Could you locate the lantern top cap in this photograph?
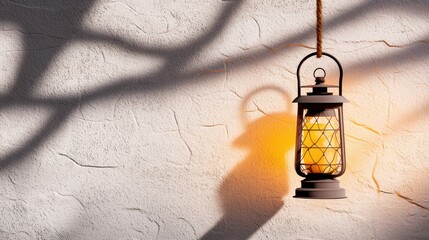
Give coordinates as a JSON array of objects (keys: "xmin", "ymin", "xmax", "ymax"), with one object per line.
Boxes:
[{"xmin": 305, "ymin": 67, "xmax": 335, "ymax": 96}]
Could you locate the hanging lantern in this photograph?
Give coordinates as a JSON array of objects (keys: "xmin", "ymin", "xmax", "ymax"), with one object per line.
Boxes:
[{"xmin": 293, "ymin": 52, "xmax": 347, "ymax": 199}]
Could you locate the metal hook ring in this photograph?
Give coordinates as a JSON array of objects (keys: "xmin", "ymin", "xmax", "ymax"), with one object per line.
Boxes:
[{"xmin": 313, "ymin": 67, "xmax": 326, "ymax": 78}]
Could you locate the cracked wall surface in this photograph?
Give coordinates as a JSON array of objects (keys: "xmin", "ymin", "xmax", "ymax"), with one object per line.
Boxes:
[{"xmin": 0, "ymin": 0, "xmax": 428, "ymax": 239}]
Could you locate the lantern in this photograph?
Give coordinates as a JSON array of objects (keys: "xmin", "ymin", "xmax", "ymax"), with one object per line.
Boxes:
[{"xmin": 293, "ymin": 52, "xmax": 347, "ymax": 199}]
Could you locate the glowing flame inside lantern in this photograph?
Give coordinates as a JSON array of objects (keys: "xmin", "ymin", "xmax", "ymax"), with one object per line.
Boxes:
[{"xmin": 302, "ymin": 109, "xmax": 341, "ymax": 174}]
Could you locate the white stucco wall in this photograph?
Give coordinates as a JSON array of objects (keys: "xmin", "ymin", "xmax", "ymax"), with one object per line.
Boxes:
[{"xmin": 0, "ymin": 0, "xmax": 428, "ymax": 239}]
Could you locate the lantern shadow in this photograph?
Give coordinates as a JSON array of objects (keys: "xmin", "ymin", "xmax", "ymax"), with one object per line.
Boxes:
[{"xmin": 200, "ymin": 88, "xmax": 295, "ymax": 240}]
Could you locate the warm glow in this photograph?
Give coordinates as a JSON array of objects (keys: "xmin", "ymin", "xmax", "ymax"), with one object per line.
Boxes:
[
  {"xmin": 225, "ymin": 112, "xmax": 296, "ymax": 209},
  {"xmin": 302, "ymin": 114, "xmax": 341, "ymax": 174}
]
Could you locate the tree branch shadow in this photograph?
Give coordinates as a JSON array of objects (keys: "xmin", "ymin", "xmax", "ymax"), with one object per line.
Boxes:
[
  {"xmin": 0, "ymin": 0, "xmax": 245, "ymax": 168},
  {"xmin": 0, "ymin": 0, "xmax": 428, "ymax": 237},
  {"xmin": 0, "ymin": 0, "xmax": 429, "ymax": 171}
]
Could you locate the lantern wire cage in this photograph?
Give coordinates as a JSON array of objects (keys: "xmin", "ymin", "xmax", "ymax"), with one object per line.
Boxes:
[{"xmin": 299, "ymin": 109, "xmax": 343, "ymax": 176}]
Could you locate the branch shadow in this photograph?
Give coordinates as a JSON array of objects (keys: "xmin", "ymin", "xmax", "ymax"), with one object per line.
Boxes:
[
  {"xmin": 200, "ymin": 87, "xmax": 295, "ymax": 240},
  {"xmin": 0, "ymin": 0, "xmax": 427, "ymax": 238},
  {"xmin": 0, "ymin": 0, "xmax": 428, "ymax": 171},
  {"xmin": 0, "ymin": 0, "xmax": 97, "ymax": 96},
  {"xmin": 0, "ymin": 0, "xmax": 245, "ymax": 168}
]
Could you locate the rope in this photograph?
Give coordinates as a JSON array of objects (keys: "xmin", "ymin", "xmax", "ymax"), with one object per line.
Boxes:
[{"xmin": 316, "ymin": 0, "xmax": 323, "ymax": 58}]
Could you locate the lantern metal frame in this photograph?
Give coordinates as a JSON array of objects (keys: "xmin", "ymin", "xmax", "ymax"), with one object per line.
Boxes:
[{"xmin": 293, "ymin": 52, "xmax": 347, "ymax": 199}]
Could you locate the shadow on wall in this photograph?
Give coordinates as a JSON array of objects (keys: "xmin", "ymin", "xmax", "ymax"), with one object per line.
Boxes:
[
  {"xmin": 0, "ymin": 0, "xmax": 428, "ymax": 170},
  {"xmin": 0, "ymin": 0, "xmax": 428, "ymax": 238},
  {"xmin": 200, "ymin": 87, "xmax": 296, "ymax": 240},
  {"xmin": 0, "ymin": 0, "xmax": 245, "ymax": 168}
]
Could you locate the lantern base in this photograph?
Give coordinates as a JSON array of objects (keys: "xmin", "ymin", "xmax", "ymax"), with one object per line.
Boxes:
[{"xmin": 294, "ymin": 178, "xmax": 346, "ymax": 199}]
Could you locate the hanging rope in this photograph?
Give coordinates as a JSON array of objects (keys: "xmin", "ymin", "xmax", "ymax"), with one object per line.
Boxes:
[{"xmin": 316, "ymin": 0, "xmax": 323, "ymax": 58}]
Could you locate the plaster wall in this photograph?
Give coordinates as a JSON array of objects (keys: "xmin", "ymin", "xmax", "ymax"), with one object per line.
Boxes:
[{"xmin": 0, "ymin": 0, "xmax": 428, "ymax": 239}]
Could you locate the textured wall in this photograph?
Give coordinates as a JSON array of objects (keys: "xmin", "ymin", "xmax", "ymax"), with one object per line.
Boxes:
[{"xmin": 0, "ymin": 0, "xmax": 428, "ymax": 239}]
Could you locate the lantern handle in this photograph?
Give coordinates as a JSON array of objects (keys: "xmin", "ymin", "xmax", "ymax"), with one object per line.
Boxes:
[{"xmin": 296, "ymin": 52, "xmax": 343, "ymax": 96}]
